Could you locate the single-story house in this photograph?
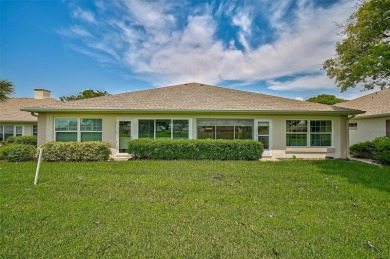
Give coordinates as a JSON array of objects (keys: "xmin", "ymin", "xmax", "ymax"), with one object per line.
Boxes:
[
  {"xmin": 335, "ymin": 88, "xmax": 390, "ymax": 145},
  {"xmin": 22, "ymin": 83, "xmax": 363, "ymax": 159},
  {"xmin": 0, "ymin": 89, "xmax": 60, "ymax": 141}
]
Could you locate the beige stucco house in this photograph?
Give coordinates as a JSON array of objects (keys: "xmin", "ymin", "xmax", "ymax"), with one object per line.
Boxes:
[
  {"xmin": 335, "ymin": 88, "xmax": 390, "ymax": 145},
  {"xmin": 22, "ymin": 83, "xmax": 363, "ymax": 159},
  {"xmin": 0, "ymin": 89, "xmax": 59, "ymax": 141}
]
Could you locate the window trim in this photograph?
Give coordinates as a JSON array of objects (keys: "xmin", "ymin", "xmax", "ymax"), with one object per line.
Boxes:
[
  {"xmin": 54, "ymin": 117, "xmax": 102, "ymax": 142},
  {"xmin": 135, "ymin": 118, "xmax": 192, "ymax": 140},
  {"xmin": 196, "ymin": 119, "xmax": 254, "ymax": 140},
  {"xmin": 349, "ymin": 122, "xmax": 358, "ymax": 130},
  {"xmin": 0, "ymin": 125, "xmax": 24, "ymax": 141},
  {"xmin": 286, "ymin": 119, "xmax": 334, "ymax": 148},
  {"xmin": 32, "ymin": 125, "xmax": 38, "ymax": 136},
  {"xmin": 255, "ymin": 119, "xmax": 272, "ymax": 150}
]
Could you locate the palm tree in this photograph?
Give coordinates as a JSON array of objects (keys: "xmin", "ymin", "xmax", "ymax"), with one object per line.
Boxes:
[{"xmin": 0, "ymin": 79, "xmax": 14, "ymax": 102}]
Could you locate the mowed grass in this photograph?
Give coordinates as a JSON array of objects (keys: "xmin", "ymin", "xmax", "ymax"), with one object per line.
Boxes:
[{"xmin": 1, "ymin": 160, "xmax": 389, "ymax": 258}]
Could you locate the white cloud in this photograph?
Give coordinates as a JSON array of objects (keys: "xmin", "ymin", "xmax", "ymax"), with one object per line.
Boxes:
[
  {"xmin": 294, "ymin": 97, "xmax": 304, "ymax": 101},
  {"xmin": 65, "ymin": 0, "xmax": 357, "ymax": 88},
  {"xmin": 267, "ymin": 74, "xmax": 337, "ymax": 91},
  {"xmin": 72, "ymin": 7, "xmax": 96, "ymax": 24}
]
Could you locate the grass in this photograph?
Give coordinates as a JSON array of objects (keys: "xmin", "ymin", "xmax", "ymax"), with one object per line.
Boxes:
[{"xmin": 1, "ymin": 160, "xmax": 389, "ymax": 258}]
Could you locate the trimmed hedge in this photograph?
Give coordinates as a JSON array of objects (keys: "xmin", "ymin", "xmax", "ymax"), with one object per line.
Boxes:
[
  {"xmin": 7, "ymin": 136, "xmax": 37, "ymax": 146},
  {"xmin": 1, "ymin": 144, "xmax": 36, "ymax": 162},
  {"xmin": 350, "ymin": 137, "xmax": 390, "ymax": 165},
  {"xmin": 40, "ymin": 141, "xmax": 111, "ymax": 162},
  {"xmin": 128, "ymin": 139, "xmax": 263, "ymax": 160}
]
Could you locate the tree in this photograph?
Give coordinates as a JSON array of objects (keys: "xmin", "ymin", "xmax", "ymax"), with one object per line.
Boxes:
[
  {"xmin": 60, "ymin": 89, "xmax": 109, "ymax": 102},
  {"xmin": 0, "ymin": 79, "xmax": 14, "ymax": 102},
  {"xmin": 306, "ymin": 94, "xmax": 346, "ymax": 105},
  {"xmin": 323, "ymin": 0, "xmax": 390, "ymax": 92}
]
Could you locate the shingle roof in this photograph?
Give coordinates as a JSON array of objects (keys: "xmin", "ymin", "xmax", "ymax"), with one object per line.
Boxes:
[
  {"xmin": 335, "ymin": 88, "xmax": 390, "ymax": 118},
  {"xmin": 0, "ymin": 98, "xmax": 60, "ymax": 122},
  {"xmin": 22, "ymin": 82, "xmax": 362, "ymax": 114}
]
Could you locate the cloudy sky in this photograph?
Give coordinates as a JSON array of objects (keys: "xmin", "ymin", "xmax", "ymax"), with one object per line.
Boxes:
[{"xmin": 0, "ymin": 0, "xmax": 376, "ymax": 100}]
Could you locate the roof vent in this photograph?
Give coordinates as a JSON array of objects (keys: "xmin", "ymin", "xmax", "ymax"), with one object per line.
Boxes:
[{"xmin": 34, "ymin": 89, "xmax": 51, "ymax": 99}]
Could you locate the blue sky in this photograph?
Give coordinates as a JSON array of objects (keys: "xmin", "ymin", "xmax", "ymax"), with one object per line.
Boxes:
[{"xmin": 0, "ymin": 0, "xmax": 374, "ymax": 100}]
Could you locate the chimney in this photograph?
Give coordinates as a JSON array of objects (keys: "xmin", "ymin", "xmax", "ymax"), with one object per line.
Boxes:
[{"xmin": 34, "ymin": 89, "xmax": 51, "ymax": 99}]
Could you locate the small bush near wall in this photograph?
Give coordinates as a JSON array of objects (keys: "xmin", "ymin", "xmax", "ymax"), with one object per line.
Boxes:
[
  {"xmin": 40, "ymin": 142, "xmax": 111, "ymax": 162},
  {"xmin": 128, "ymin": 139, "xmax": 263, "ymax": 160},
  {"xmin": 350, "ymin": 141, "xmax": 376, "ymax": 159},
  {"xmin": 372, "ymin": 137, "xmax": 390, "ymax": 165},
  {"xmin": 350, "ymin": 137, "xmax": 390, "ymax": 165},
  {"xmin": 7, "ymin": 136, "xmax": 37, "ymax": 146},
  {"xmin": 1, "ymin": 144, "xmax": 37, "ymax": 162}
]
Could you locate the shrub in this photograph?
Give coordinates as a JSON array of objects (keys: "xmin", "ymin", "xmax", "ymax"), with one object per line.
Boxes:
[
  {"xmin": 372, "ymin": 137, "xmax": 390, "ymax": 165},
  {"xmin": 2, "ymin": 144, "xmax": 36, "ymax": 162},
  {"xmin": 40, "ymin": 141, "xmax": 111, "ymax": 162},
  {"xmin": 7, "ymin": 136, "xmax": 37, "ymax": 146},
  {"xmin": 128, "ymin": 139, "xmax": 263, "ymax": 160},
  {"xmin": 350, "ymin": 141, "xmax": 376, "ymax": 159}
]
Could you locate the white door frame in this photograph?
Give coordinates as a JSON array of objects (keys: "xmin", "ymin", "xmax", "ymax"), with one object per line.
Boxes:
[
  {"xmin": 254, "ymin": 119, "xmax": 272, "ymax": 156},
  {"xmin": 116, "ymin": 118, "xmax": 133, "ymax": 154}
]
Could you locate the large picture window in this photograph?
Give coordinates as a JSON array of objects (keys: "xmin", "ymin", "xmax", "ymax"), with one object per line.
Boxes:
[
  {"xmin": 197, "ymin": 119, "xmax": 253, "ymax": 140},
  {"xmin": 55, "ymin": 118, "xmax": 102, "ymax": 142},
  {"xmin": 138, "ymin": 119, "xmax": 189, "ymax": 139},
  {"xmin": 286, "ymin": 120, "xmax": 332, "ymax": 147},
  {"xmin": 0, "ymin": 125, "xmax": 23, "ymax": 141}
]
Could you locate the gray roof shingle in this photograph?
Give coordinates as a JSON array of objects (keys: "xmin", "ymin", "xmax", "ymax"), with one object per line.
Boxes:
[
  {"xmin": 335, "ymin": 88, "xmax": 390, "ymax": 118},
  {"xmin": 21, "ymin": 82, "xmax": 363, "ymax": 114}
]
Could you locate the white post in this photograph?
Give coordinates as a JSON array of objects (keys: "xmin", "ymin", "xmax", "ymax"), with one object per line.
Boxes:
[{"xmin": 34, "ymin": 148, "xmax": 43, "ymax": 185}]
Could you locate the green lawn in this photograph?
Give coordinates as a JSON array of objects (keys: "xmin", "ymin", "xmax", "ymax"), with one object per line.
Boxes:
[{"xmin": 1, "ymin": 160, "xmax": 389, "ymax": 258}]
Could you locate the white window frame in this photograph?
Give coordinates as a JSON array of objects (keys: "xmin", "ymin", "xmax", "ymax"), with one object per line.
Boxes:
[
  {"xmin": 196, "ymin": 119, "xmax": 255, "ymax": 140},
  {"xmin": 32, "ymin": 125, "xmax": 38, "ymax": 136},
  {"xmin": 116, "ymin": 118, "xmax": 133, "ymax": 154},
  {"xmin": 54, "ymin": 118, "xmax": 102, "ymax": 142},
  {"xmin": 349, "ymin": 122, "xmax": 357, "ymax": 130},
  {"xmin": 286, "ymin": 119, "xmax": 334, "ymax": 147},
  {"xmin": 136, "ymin": 118, "xmax": 192, "ymax": 140},
  {"xmin": 0, "ymin": 125, "xmax": 24, "ymax": 141}
]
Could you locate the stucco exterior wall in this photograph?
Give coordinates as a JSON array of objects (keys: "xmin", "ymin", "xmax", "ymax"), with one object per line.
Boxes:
[
  {"xmin": 37, "ymin": 112, "xmax": 348, "ymax": 159},
  {"xmin": 349, "ymin": 116, "xmax": 390, "ymax": 145}
]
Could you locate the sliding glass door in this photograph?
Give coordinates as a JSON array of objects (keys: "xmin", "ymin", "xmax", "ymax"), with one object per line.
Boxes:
[{"xmin": 117, "ymin": 120, "xmax": 132, "ymax": 153}]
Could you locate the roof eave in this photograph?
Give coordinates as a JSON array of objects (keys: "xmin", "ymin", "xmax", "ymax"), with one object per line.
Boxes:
[
  {"xmin": 352, "ymin": 113, "xmax": 390, "ymax": 119},
  {"xmin": 21, "ymin": 107, "xmax": 364, "ymax": 115}
]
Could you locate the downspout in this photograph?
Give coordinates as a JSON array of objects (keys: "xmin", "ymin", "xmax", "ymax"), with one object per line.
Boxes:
[{"xmin": 346, "ymin": 115, "xmax": 356, "ymax": 159}]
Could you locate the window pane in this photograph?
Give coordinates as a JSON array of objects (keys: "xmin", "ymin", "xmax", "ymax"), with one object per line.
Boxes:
[
  {"xmin": 4, "ymin": 125, "xmax": 14, "ymax": 140},
  {"xmin": 197, "ymin": 126, "xmax": 215, "ymax": 139},
  {"xmin": 258, "ymin": 122, "xmax": 269, "ymax": 135},
  {"xmin": 216, "ymin": 126, "xmax": 234, "ymax": 139},
  {"xmin": 56, "ymin": 132, "xmax": 77, "ymax": 142},
  {"xmin": 138, "ymin": 120, "xmax": 154, "ymax": 139},
  {"xmin": 235, "ymin": 126, "xmax": 253, "ymax": 139},
  {"xmin": 81, "ymin": 132, "xmax": 102, "ymax": 142},
  {"xmin": 173, "ymin": 120, "xmax": 189, "ymax": 139},
  {"xmin": 15, "ymin": 126, "xmax": 22, "ymax": 136},
  {"xmin": 310, "ymin": 120, "xmax": 331, "ymax": 133},
  {"xmin": 55, "ymin": 118, "xmax": 77, "ymax": 131},
  {"xmin": 310, "ymin": 134, "xmax": 331, "ymax": 146},
  {"xmin": 0, "ymin": 125, "xmax": 3, "ymax": 141},
  {"xmin": 258, "ymin": 136, "xmax": 269, "ymax": 149},
  {"xmin": 81, "ymin": 119, "xmax": 102, "ymax": 131},
  {"xmin": 156, "ymin": 120, "xmax": 171, "ymax": 139},
  {"xmin": 286, "ymin": 134, "xmax": 307, "ymax": 146},
  {"xmin": 235, "ymin": 120, "xmax": 253, "ymax": 126},
  {"xmin": 216, "ymin": 120, "xmax": 234, "ymax": 126},
  {"xmin": 33, "ymin": 125, "xmax": 38, "ymax": 136},
  {"xmin": 286, "ymin": 120, "xmax": 307, "ymax": 132}
]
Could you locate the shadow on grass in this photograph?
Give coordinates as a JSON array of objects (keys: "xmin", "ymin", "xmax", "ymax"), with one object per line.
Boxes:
[{"xmin": 314, "ymin": 160, "xmax": 390, "ymax": 193}]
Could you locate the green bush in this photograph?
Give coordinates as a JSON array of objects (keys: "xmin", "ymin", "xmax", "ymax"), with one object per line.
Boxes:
[
  {"xmin": 350, "ymin": 141, "xmax": 376, "ymax": 159},
  {"xmin": 40, "ymin": 141, "xmax": 111, "ymax": 162},
  {"xmin": 128, "ymin": 139, "xmax": 263, "ymax": 160},
  {"xmin": 7, "ymin": 136, "xmax": 37, "ymax": 146},
  {"xmin": 2, "ymin": 144, "xmax": 36, "ymax": 162},
  {"xmin": 372, "ymin": 137, "xmax": 390, "ymax": 165}
]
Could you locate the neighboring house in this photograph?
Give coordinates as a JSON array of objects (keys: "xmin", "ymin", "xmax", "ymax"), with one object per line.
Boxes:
[
  {"xmin": 0, "ymin": 89, "xmax": 60, "ymax": 141},
  {"xmin": 335, "ymin": 88, "xmax": 390, "ymax": 145},
  {"xmin": 22, "ymin": 83, "xmax": 363, "ymax": 159}
]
